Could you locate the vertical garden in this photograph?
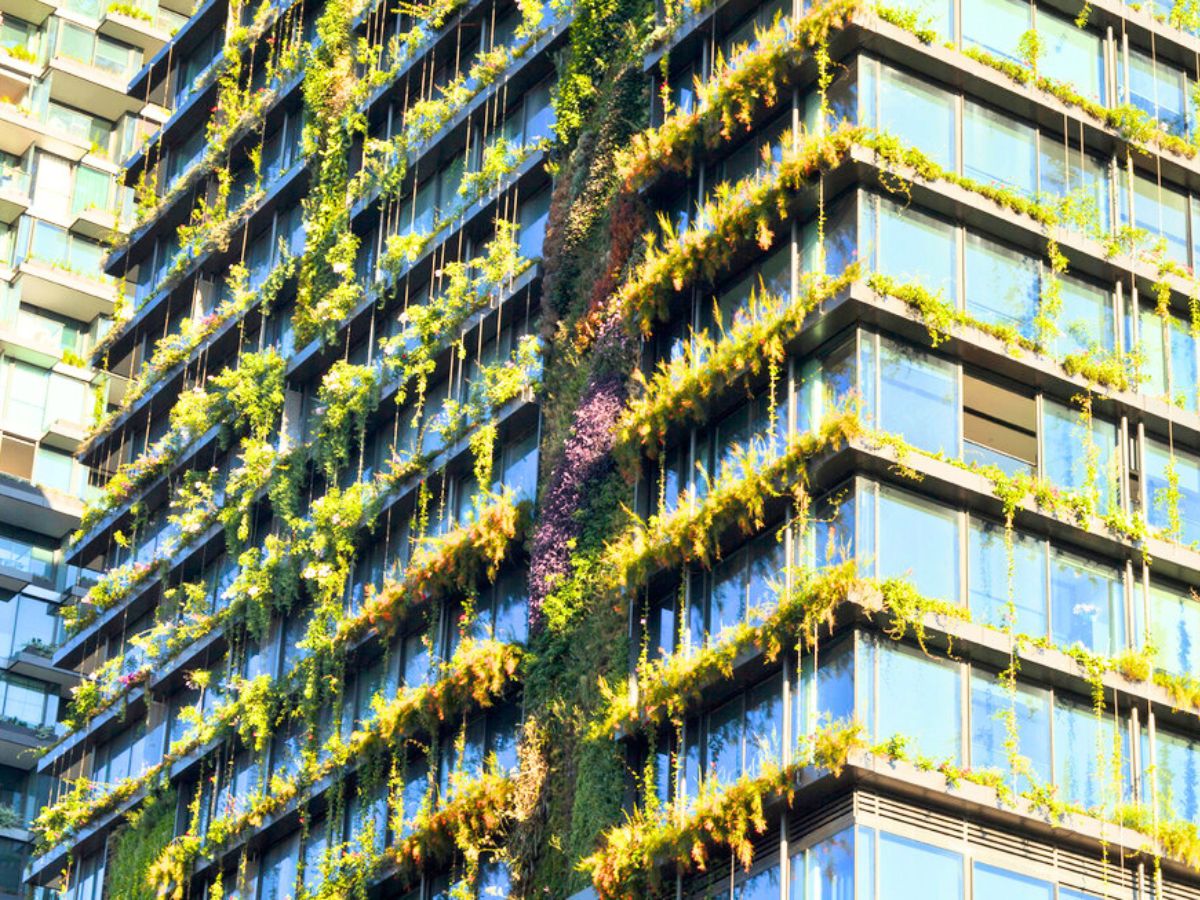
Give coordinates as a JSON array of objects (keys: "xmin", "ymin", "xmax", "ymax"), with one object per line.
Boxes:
[{"xmin": 30, "ymin": 0, "xmax": 1200, "ymax": 894}]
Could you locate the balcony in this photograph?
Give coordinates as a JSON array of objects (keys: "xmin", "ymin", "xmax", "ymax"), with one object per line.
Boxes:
[
  {"xmin": 0, "ymin": 168, "xmax": 30, "ymax": 224},
  {"xmin": 13, "ymin": 259, "xmax": 116, "ymax": 322},
  {"xmin": 98, "ymin": 2, "xmax": 183, "ymax": 55},
  {"xmin": 0, "ymin": 105, "xmax": 38, "ymax": 158},
  {"xmin": 43, "ymin": 59, "xmax": 140, "ymax": 122},
  {"xmin": 69, "ymin": 205, "xmax": 118, "ymax": 241}
]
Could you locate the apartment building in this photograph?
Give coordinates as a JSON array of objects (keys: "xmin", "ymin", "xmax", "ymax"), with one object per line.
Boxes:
[
  {"xmin": 27, "ymin": 0, "xmax": 1200, "ymax": 893},
  {"xmin": 0, "ymin": 0, "xmax": 158, "ymax": 891}
]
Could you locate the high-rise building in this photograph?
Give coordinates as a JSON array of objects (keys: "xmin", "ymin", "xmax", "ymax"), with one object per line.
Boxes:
[
  {"xmin": 0, "ymin": 0, "xmax": 158, "ymax": 893},
  {"xmin": 26, "ymin": 0, "xmax": 1200, "ymax": 895}
]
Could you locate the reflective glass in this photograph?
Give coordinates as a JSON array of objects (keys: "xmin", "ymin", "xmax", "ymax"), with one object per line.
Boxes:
[
  {"xmin": 969, "ymin": 672, "xmax": 1051, "ymax": 790},
  {"xmin": 1153, "ymin": 727, "xmax": 1200, "ymax": 823},
  {"xmin": 877, "ymin": 641, "xmax": 962, "ymax": 761},
  {"xmin": 878, "ymin": 485, "xmax": 959, "ymax": 602},
  {"xmin": 1041, "ymin": 400, "xmax": 1117, "ymax": 510},
  {"xmin": 964, "ymin": 231, "xmax": 1039, "ymax": 339},
  {"xmin": 962, "ymin": 0, "xmax": 1030, "ymax": 62},
  {"xmin": 972, "ymin": 863, "xmax": 1053, "ymax": 900},
  {"xmin": 877, "ymin": 831, "xmax": 963, "ymax": 900},
  {"xmin": 876, "ymin": 198, "xmax": 957, "ymax": 301},
  {"xmin": 790, "ymin": 824, "xmax": 854, "ymax": 900},
  {"xmin": 968, "ymin": 517, "xmax": 1047, "ymax": 638},
  {"xmin": 878, "ymin": 338, "xmax": 958, "ymax": 456},
  {"xmin": 1147, "ymin": 582, "xmax": 1200, "ymax": 678},
  {"xmin": 1049, "ymin": 548, "xmax": 1123, "ymax": 654},
  {"xmin": 1055, "ymin": 274, "xmax": 1114, "ymax": 358},
  {"xmin": 963, "ymin": 102, "xmax": 1036, "ymax": 196},
  {"xmin": 1144, "ymin": 439, "xmax": 1200, "ymax": 546},
  {"xmin": 1039, "ymin": 12, "xmax": 1104, "ymax": 101}
]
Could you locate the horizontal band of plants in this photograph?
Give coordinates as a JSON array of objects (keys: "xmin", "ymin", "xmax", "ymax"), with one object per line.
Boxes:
[
  {"xmin": 145, "ymin": 637, "xmax": 523, "ymax": 894},
  {"xmin": 36, "ymin": 492, "xmax": 527, "ymax": 850},
  {"xmin": 75, "ymin": 221, "xmax": 527, "ymax": 551},
  {"xmin": 62, "ymin": 246, "xmax": 534, "ymax": 752},
  {"xmin": 104, "ymin": 0, "xmax": 476, "ymax": 351},
  {"xmin": 606, "ymin": 392, "xmax": 1200, "ymax": 698},
  {"xmin": 625, "ymin": 0, "xmax": 1200, "ymax": 195},
  {"xmin": 614, "ymin": 557, "xmax": 1199, "ymax": 733},
  {"xmin": 85, "ymin": 253, "xmax": 297, "ymax": 455},
  {"xmin": 581, "ymin": 717, "xmax": 1200, "ymax": 898},
  {"xmin": 621, "ymin": 123, "xmax": 1181, "ymax": 397}
]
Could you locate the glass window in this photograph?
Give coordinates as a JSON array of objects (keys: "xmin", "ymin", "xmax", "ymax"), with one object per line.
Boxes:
[
  {"xmin": 875, "ymin": 198, "xmax": 957, "ymax": 308},
  {"xmin": 972, "ymin": 863, "xmax": 1053, "ymax": 900},
  {"xmin": 1144, "ymin": 439, "xmax": 1200, "ymax": 545},
  {"xmin": 877, "ymin": 485, "xmax": 959, "ymax": 602},
  {"xmin": 1147, "ymin": 581, "xmax": 1200, "ymax": 678},
  {"xmin": 964, "ymin": 231, "xmax": 1039, "ymax": 339},
  {"xmin": 877, "ymin": 831, "xmax": 963, "ymax": 900},
  {"xmin": 1039, "ymin": 140, "xmax": 1110, "ymax": 232},
  {"xmin": 968, "ymin": 517, "xmax": 1047, "ymax": 637},
  {"xmin": 4, "ymin": 362, "xmax": 47, "ymax": 433},
  {"xmin": 1153, "ymin": 726, "xmax": 1200, "ymax": 823},
  {"xmin": 1055, "ymin": 274, "xmax": 1114, "ymax": 358},
  {"xmin": 1041, "ymin": 399, "xmax": 1117, "ymax": 509},
  {"xmin": 875, "ymin": 640, "xmax": 962, "ymax": 761},
  {"xmin": 1123, "ymin": 170, "xmax": 1190, "ymax": 267},
  {"xmin": 1123, "ymin": 48, "xmax": 1189, "ymax": 137},
  {"xmin": 878, "ymin": 337, "xmax": 959, "ymax": 456},
  {"xmin": 72, "ymin": 165, "xmax": 109, "ymax": 215},
  {"xmin": 790, "ymin": 824, "xmax": 855, "ymax": 900},
  {"xmin": 969, "ymin": 672, "xmax": 1051, "ymax": 790},
  {"xmin": 962, "ymin": 0, "xmax": 1030, "ymax": 62},
  {"xmin": 1053, "ymin": 698, "xmax": 1130, "ymax": 810},
  {"xmin": 963, "ymin": 102, "xmax": 1036, "ymax": 196},
  {"xmin": 864, "ymin": 61, "xmax": 956, "ymax": 169},
  {"xmin": 1039, "ymin": 13, "xmax": 1104, "ymax": 102},
  {"xmin": 1049, "ymin": 548, "xmax": 1123, "ymax": 654}
]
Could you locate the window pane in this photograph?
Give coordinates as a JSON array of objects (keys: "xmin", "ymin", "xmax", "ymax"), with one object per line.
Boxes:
[
  {"xmin": 877, "ymin": 641, "xmax": 962, "ymax": 761},
  {"xmin": 878, "ymin": 338, "xmax": 958, "ymax": 456},
  {"xmin": 1053, "ymin": 699, "xmax": 1128, "ymax": 810},
  {"xmin": 972, "ymin": 863, "xmax": 1053, "ymax": 900},
  {"xmin": 878, "ymin": 831, "xmax": 963, "ymax": 900},
  {"xmin": 876, "ymin": 197, "xmax": 957, "ymax": 302},
  {"xmin": 1049, "ymin": 548, "xmax": 1123, "ymax": 654},
  {"xmin": 1148, "ymin": 582, "xmax": 1200, "ymax": 677},
  {"xmin": 968, "ymin": 517, "xmax": 1047, "ymax": 638},
  {"xmin": 1153, "ymin": 727, "xmax": 1200, "ymax": 823},
  {"xmin": 964, "ymin": 232, "xmax": 1039, "ymax": 339},
  {"xmin": 878, "ymin": 485, "xmax": 959, "ymax": 602},
  {"xmin": 800, "ymin": 824, "xmax": 855, "ymax": 900},
  {"xmin": 1056, "ymin": 274, "xmax": 1114, "ymax": 358},
  {"xmin": 963, "ymin": 102, "xmax": 1036, "ymax": 196},
  {"xmin": 1041, "ymin": 400, "xmax": 1117, "ymax": 509},
  {"xmin": 1039, "ymin": 13, "xmax": 1104, "ymax": 102},
  {"xmin": 875, "ymin": 63, "xmax": 956, "ymax": 169},
  {"xmin": 962, "ymin": 0, "xmax": 1030, "ymax": 62},
  {"xmin": 969, "ymin": 672, "xmax": 1051, "ymax": 790}
]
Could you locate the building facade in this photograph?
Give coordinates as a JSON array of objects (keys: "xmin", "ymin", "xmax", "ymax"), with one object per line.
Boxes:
[
  {"xmin": 26, "ymin": 0, "xmax": 1200, "ymax": 895},
  {"xmin": 0, "ymin": 0, "xmax": 157, "ymax": 891}
]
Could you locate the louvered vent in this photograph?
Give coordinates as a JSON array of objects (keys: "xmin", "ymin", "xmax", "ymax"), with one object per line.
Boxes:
[
  {"xmin": 873, "ymin": 792, "xmax": 965, "ymax": 842},
  {"xmin": 788, "ymin": 793, "xmax": 853, "ymax": 842}
]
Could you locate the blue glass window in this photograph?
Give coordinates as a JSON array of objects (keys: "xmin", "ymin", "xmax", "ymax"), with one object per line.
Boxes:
[
  {"xmin": 969, "ymin": 672, "xmax": 1051, "ymax": 791},
  {"xmin": 963, "ymin": 102, "xmax": 1037, "ymax": 196},
  {"xmin": 1041, "ymin": 399, "xmax": 1118, "ymax": 510},
  {"xmin": 961, "ymin": 0, "xmax": 1030, "ymax": 62},
  {"xmin": 878, "ymin": 337, "xmax": 959, "ymax": 457},
  {"xmin": 1039, "ymin": 12, "xmax": 1104, "ymax": 102},
  {"xmin": 1145, "ymin": 439, "xmax": 1200, "ymax": 546},
  {"xmin": 972, "ymin": 863, "xmax": 1053, "ymax": 900},
  {"xmin": 1055, "ymin": 274, "xmax": 1115, "ymax": 359},
  {"xmin": 1147, "ymin": 581, "xmax": 1200, "ymax": 678},
  {"xmin": 1152, "ymin": 726, "xmax": 1200, "ymax": 823},
  {"xmin": 877, "ymin": 832, "xmax": 963, "ymax": 900},
  {"xmin": 968, "ymin": 517, "xmax": 1047, "ymax": 638},
  {"xmin": 964, "ymin": 231, "xmax": 1039, "ymax": 339},
  {"xmin": 1049, "ymin": 547, "xmax": 1124, "ymax": 655},
  {"xmin": 875, "ymin": 198, "xmax": 957, "ymax": 302},
  {"xmin": 874, "ymin": 639, "xmax": 962, "ymax": 762},
  {"xmin": 877, "ymin": 484, "xmax": 960, "ymax": 603},
  {"xmin": 789, "ymin": 824, "xmax": 856, "ymax": 900}
]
